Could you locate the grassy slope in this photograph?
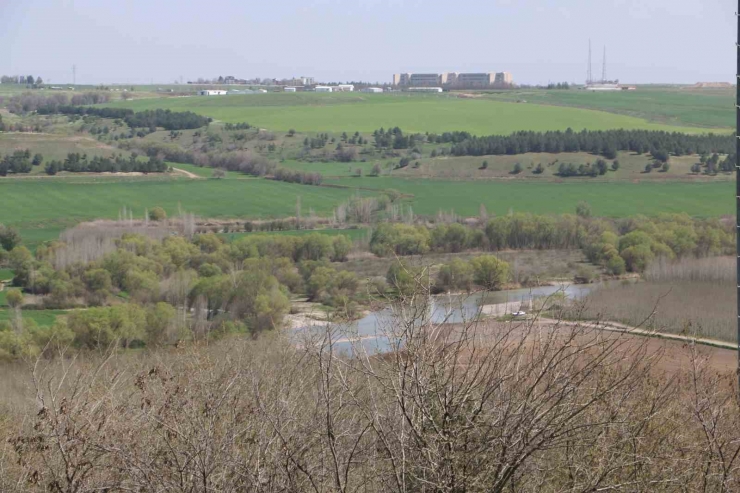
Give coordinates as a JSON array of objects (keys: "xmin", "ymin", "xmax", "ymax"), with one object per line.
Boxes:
[
  {"xmin": 326, "ymin": 177, "xmax": 733, "ymax": 217},
  {"xmin": 0, "ymin": 177, "xmax": 367, "ymax": 229},
  {"xmin": 390, "ymin": 152, "xmax": 729, "ymax": 181},
  {"xmin": 279, "ymin": 159, "xmax": 379, "ymax": 177},
  {"xmin": 0, "ymin": 133, "xmax": 125, "ymax": 173},
  {"xmin": 484, "ymin": 88, "xmax": 734, "ymax": 129},
  {"xmin": 105, "ymin": 93, "xmax": 706, "ymax": 134}
]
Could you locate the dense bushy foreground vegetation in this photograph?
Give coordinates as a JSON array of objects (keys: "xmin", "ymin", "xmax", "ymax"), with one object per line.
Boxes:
[
  {"xmin": 0, "ymin": 232, "xmax": 361, "ymax": 358},
  {"xmin": 370, "ymin": 212, "xmax": 734, "ymax": 277},
  {"xmin": 3, "ymin": 286, "xmax": 740, "ymax": 491}
]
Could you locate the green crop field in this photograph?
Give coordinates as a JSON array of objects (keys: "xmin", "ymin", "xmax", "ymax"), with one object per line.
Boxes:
[
  {"xmin": 485, "ymin": 88, "xmax": 734, "ymax": 129},
  {"xmin": 105, "ymin": 92, "xmax": 706, "ymax": 134},
  {"xmin": 326, "ymin": 177, "xmax": 733, "ymax": 218},
  {"xmin": 0, "ymin": 176, "xmax": 369, "ymax": 239}
]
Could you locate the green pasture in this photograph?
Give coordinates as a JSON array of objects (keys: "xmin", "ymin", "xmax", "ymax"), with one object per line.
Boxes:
[
  {"xmin": 0, "ymin": 270, "xmax": 13, "ymax": 282},
  {"xmin": 169, "ymin": 162, "xmax": 231, "ymax": 178},
  {"xmin": 105, "ymin": 93, "xmax": 705, "ymax": 134},
  {"xmin": 0, "ymin": 176, "xmax": 368, "ymax": 235},
  {"xmin": 279, "ymin": 159, "xmax": 381, "ymax": 177},
  {"xmin": 0, "ymin": 309, "xmax": 67, "ymax": 327},
  {"xmin": 325, "ymin": 177, "xmax": 733, "ymax": 218},
  {"xmin": 484, "ymin": 88, "xmax": 734, "ymax": 129}
]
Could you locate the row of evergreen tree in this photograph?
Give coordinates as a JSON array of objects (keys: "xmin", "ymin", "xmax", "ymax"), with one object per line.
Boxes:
[
  {"xmin": 447, "ymin": 129, "xmax": 734, "ymax": 158},
  {"xmin": 0, "ymin": 149, "xmax": 43, "ymax": 175},
  {"xmin": 44, "ymin": 153, "xmax": 167, "ymax": 175}
]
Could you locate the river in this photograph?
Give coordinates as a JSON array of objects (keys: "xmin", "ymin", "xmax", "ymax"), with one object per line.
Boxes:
[{"xmin": 291, "ymin": 282, "xmax": 615, "ymax": 354}]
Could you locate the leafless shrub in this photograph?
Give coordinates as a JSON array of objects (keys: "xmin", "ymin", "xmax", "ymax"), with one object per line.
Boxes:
[
  {"xmin": 3, "ymin": 272, "xmax": 740, "ymax": 491},
  {"xmin": 334, "ymin": 193, "xmax": 389, "ymax": 224},
  {"xmin": 55, "ymin": 220, "xmax": 171, "ymax": 268}
]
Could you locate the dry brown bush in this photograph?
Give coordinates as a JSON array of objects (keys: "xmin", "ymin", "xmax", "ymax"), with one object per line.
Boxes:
[{"xmin": 1, "ymin": 276, "xmax": 740, "ymax": 491}]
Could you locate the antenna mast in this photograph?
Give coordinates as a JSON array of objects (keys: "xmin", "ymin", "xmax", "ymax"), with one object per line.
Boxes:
[
  {"xmin": 72, "ymin": 64, "xmax": 76, "ymax": 85},
  {"xmin": 587, "ymin": 39, "xmax": 593, "ymax": 85},
  {"xmin": 602, "ymin": 46, "xmax": 607, "ymax": 83}
]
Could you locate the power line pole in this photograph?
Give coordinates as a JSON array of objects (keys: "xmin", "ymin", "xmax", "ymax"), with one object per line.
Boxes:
[
  {"xmin": 587, "ymin": 39, "xmax": 593, "ymax": 85},
  {"xmin": 72, "ymin": 64, "xmax": 76, "ymax": 85}
]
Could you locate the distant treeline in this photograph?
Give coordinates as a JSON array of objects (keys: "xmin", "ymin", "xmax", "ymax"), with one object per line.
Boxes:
[
  {"xmin": 448, "ymin": 129, "xmax": 734, "ymax": 158},
  {"xmin": 6, "ymin": 92, "xmax": 112, "ymax": 114},
  {"xmin": 44, "ymin": 153, "xmax": 167, "ymax": 175},
  {"xmin": 372, "ymin": 127, "xmax": 733, "ymax": 160},
  {"xmin": 37, "ymin": 105, "xmax": 211, "ymax": 130}
]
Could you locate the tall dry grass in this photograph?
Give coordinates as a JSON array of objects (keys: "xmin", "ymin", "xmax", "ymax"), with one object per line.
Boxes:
[
  {"xmin": 645, "ymin": 256, "xmax": 734, "ymax": 284},
  {"xmin": 580, "ymin": 257, "xmax": 736, "ymax": 343}
]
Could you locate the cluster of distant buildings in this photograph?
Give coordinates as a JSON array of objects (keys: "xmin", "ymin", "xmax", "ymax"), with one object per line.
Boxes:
[
  {"xmin": 392, "ymin": 71, "xmax": 514, "ymax": 89},
  {"xmin": 191, "ymin": 71, "xmax": 516, "ymax": 96}
]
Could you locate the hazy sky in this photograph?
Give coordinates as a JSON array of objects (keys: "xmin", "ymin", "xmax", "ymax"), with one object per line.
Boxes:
[{"xmin": 0, "ymin": 0, "xmax": 735, "ymax": 85}]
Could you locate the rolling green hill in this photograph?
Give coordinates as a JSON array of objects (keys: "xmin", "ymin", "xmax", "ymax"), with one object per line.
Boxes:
[{"xmin": 104, "ymin": 92, "xmax": 707, "ymax": 134}]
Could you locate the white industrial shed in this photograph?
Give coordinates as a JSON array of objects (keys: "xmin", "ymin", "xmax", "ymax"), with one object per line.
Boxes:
[
  {"xmin": 198, "ymin": 90, "xmax": 227, "ymax": 96},
  {"xmin": 315, "ymin": 86, "xmax": 333, "ymax": 93}
]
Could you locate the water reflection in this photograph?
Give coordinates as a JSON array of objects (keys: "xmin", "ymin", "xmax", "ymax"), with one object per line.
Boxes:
[{"xmin": 293, "ymin": 282, "xmax": 602, "ymax": 355}]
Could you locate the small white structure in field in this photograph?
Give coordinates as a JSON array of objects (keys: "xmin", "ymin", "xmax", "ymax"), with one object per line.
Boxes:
[
  {"xmin": 407, "ymin": 87, "xmax": 443, "ymax": 93},
  {"xmin": 315, "ymin": 86, "xmax": 333, "ymax": 93},
  {"xmin": 336, "ymin": 84, "xmax": 354, "ymax": 92},
  {"xmin": 284, "ymin": 87, "xmax": 298, "ymax": 92},
  {"xmin": 198, "ymin": 90, "xmax": 227, "ymax": 96},
  {"xmin": 512, "ymin": 311, "xmax": 527, "ymax": 318},
  {"xmin": 361, "ymin": 87, "xmax": 383, "ymax": 93}
]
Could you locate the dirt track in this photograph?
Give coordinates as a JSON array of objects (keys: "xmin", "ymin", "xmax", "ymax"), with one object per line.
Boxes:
[
  {"xmin": 530, "ymin": 318, "xmax": 737, "ymax": 374},
  {"xmin": 171, "ymin": 167, "xmax": 202, "ymax": 179}
]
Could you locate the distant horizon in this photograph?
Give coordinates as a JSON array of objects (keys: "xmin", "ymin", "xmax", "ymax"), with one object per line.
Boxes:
[{"xmin": 1, "ymin": 0, "xmax": 734, "ymax": 86}]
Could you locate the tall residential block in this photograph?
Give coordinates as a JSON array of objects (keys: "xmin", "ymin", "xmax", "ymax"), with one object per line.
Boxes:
[
  {"xmin": 394, "ymin": 71, "xmax": 513, "ymax": 88},
  {"xmin": 495, "ymin": 72, "xmax": 513, "ymax": 85}
]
